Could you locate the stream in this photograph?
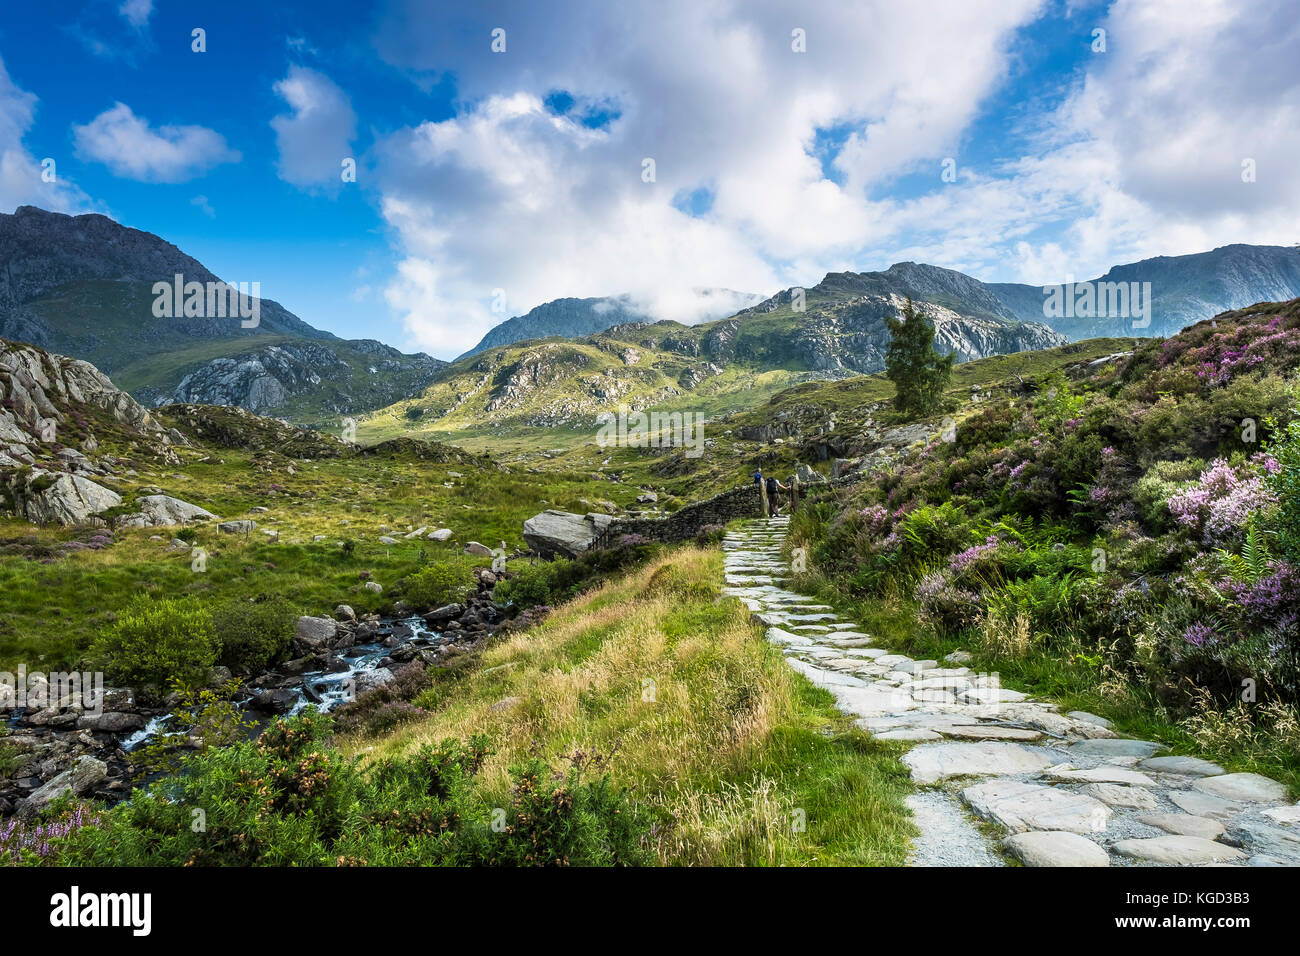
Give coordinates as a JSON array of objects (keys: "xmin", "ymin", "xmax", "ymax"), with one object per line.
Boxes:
[{"xmin": 120, "ymin": 614, "xmax": 442, "ymax": 752}]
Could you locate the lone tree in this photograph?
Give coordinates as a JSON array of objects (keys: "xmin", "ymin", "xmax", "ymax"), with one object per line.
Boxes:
[{"xmin": 884, "ymin": 298, "xmax": 954, "ymax": 415}]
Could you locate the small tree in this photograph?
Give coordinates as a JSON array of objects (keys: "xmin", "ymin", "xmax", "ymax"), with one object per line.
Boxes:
[{"xmin": 884, "ymin": 298, "xmax": 954, "ymax": 416}]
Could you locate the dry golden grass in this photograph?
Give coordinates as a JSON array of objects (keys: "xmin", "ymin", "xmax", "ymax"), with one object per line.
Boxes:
[{"xmin": 344, "ymin": 545, "xmax": 916, "ymax": 865}]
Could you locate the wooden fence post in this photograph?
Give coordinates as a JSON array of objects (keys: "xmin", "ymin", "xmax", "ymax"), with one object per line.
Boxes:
[{"xmin": 759, "ymin": 479, "xmax": 769, "ymax": 517}]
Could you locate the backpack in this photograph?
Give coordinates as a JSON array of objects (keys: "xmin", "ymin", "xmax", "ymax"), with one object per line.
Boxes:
[{"xmin": 765, "ymin": 477, "xmax": 779, "ymax": 497}]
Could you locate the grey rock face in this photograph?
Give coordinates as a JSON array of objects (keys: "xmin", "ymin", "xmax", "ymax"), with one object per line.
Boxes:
[
  {"xmin": 8, "ymin": 471, "xmax": 122, "ymax": 525},
  {"xmin": 522, "ymin": 509, "xmax": 614, "ymax": 557},
  {"xmin": 115, "ymin": 494, "xmax": 217, "ymax": 528},
  {"xmin": 17, "ymin": 756, "xmax": 108, "ymax": 819}
]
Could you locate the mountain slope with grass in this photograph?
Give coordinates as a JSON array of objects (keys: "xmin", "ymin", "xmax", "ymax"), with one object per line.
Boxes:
[
  {"xmin": 0, "ymin": 206, "xmax": 444, "ymax": 422},
  {"xmin": 358, "ymin": 267, "xmax": 1067, "ymax": 449}
]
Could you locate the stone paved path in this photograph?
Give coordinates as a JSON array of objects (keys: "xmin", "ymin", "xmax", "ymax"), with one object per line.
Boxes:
[{"xmin": 724, "ymin": 517, "xmax": 1300, "ymax": 867}]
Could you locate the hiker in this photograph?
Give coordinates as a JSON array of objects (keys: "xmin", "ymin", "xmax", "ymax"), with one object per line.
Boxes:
[
  {"xmin": 752, "ymin": 467, "xmax": 764, "ymax": 486},
  {"xmin": 765, "ymin": 474, "xmax": 788, "ymax": 515}
]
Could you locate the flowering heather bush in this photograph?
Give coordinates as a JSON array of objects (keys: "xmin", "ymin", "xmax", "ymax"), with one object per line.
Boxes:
[
  {"xmin": 1225, "ymin": 562, "xmax": 1300, "ymax": 635},
  {"xmin": 1182, "ymin": 622, "xmax": 1217, "ymax": 649},
  {"xmin": 1166, "ymin": 455, "xmax": 1278, "ymax": 545},
  {"xmin": 855, "ymin": 504, "xmax": 891, "ymax": 538},
  {"xmin": 915, "ymin": 570, "xmax": 981, "ymax": 634},
  {"xmin": 0, "ymin": 802, "xmax": 101, "ymax": 864}
]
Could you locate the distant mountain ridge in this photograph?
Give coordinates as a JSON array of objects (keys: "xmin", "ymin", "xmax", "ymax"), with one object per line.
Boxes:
[
  {"xmin": 458, "ymin": 288, "xmax": 766, "ymax": 359},
  {"xmin": 0, "ymin": 206, "xmax": 444, "ymax": 422},
  {"xmin": 360, "ymin": 263, "xmax": 1067, "ymax": 440},
  {"xmin": 988, "ymin": 244, "xmax": 1300, "ymax": 339}
]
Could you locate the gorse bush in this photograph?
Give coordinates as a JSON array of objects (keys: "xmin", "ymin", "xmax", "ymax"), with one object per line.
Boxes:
[
  {"xmin": 41, "ymin": 712, "xmax": 649, "ymax": 867},
  {"xmin": 92, "ymin": 597, "xmax": 219, "ymax": 697},
  {"xmin": 213, "ymin": 595, "xmax": 298, "ymax": 673}
]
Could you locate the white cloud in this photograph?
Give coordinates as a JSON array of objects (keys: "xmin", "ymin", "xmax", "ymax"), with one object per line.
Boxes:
[
  {"xmin": 0, "ymin": 56, "xmax": 91, "ymax": 213},
  {"xmin": 369, "ymin": 0, "xmax": 1300, "ymax": 357},
  {"xmin": 372, "ymin": 0, "xmax": 1044, "ymax": 356},
  {"xmin": 271, "ymin": 66, "xmax": 356, "ymax": 191},
  {"xmin": 191, "ymin": 194, "xmax": 215, "ymax": 218},
  {"xmin": 72, "ymin": 102, "xmax": 240, "ymax": 182},
  {"xmin": 118, "ymin": 0, "xmax": 153, "ymax": 29}
]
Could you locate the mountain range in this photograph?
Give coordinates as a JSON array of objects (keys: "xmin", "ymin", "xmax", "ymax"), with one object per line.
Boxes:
[
  {"xmin": 3, "ymin": 204, "xmax": 1299, "ymax": 433},
  {"xmin": 0, "ymin": 206, "xmax": 445, "ymax": 423}
]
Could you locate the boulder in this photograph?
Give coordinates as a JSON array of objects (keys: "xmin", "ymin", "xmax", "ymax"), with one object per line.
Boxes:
[
  {"xmin": 353, "ymin": 668, "xmax": 395, "ymax": 695},
  {"xmin": 795, "ymin": 463, "xmax": 826, "ymax": 484},
  {"xmin": 428, "ymin": 528, "xmax": 453, "ymax": 541},
  {"xmin": 1191, "ymin": 772, "xmax": 1288, "ymax": 803},
  {"xmin": 464, "ymin": 541, "xmax": 494, "ymax": 556},
  {"xmin": 114, "ymin": 494, "xmax": 217, "ymax": 528},
  {"xmin": 423, "ymin": 603, "xmax": 464, "ymax": 622},
  {"xmin": 334, "ymin": 604, "xmax": 357, "ymax": 622},
  {"xmin": 17, "ymin": 756, "xmax": 108, "ymax": 818},
  {"xmin": 218, "ymin": 519, "xmax": 257, "ymax": 534},
  {"xmin": 293, "ymin": 616, "xmax": 338, "ymax": 654},
  {"xmin": 522, "ymin": 510, "xmax": 614, "ymax": 557},
  {"xmin": 251, "ymin": 688, "xmax": 299, "ymax": 714},
  {"xmin": 9, "ymin": 471, "xmax": 122, "ymax": 525}
]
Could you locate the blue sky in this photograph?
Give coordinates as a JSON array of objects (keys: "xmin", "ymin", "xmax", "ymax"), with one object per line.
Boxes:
[{"xmin": 1, "ymin": 1, "xmax": 1297, "ymax": 358}]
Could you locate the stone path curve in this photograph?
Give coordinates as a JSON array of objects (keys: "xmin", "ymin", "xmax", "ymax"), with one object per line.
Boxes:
[{"xmin": 723, "ymin": 517, "xmax": 1300, "ymax": 867}]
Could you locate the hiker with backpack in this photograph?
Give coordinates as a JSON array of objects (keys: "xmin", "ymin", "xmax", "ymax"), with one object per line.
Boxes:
[{"xmin": 765, "ymin": 474, "xmax": 788, "ymax": 515}]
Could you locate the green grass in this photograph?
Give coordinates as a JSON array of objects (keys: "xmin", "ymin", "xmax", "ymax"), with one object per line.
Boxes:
[
  {"xmin": 352, "ymin": 546, "xmax": 917, "ymax": 865},
  {"xmin": 0, "ymin": 443, "xmax": 646, "ymax": 670}
]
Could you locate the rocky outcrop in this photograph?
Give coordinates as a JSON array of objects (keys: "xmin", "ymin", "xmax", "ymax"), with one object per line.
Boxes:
[
  {"xmin": 1, "ymin": 339, "xmax": 186, "ymax": 525},
  {"xmin": 522, "ymin": 509, "xmax": 614, "ymax": 557},
  {"xmin": 137, "ymin": 339, "xmax": 444, "ymax": 417},
  {"xmin": 5, "ymin": 471, "xmax": 122, "ymax": 525},
  {"xmin": 114, "ymin": 494, "xmax": 217, "ymax": 528}
]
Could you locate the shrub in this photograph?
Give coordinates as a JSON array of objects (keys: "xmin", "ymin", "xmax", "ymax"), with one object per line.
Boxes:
[
  {"xmin": 213, "ymin": 596, "xmax": 298, "ymax": 673},
  {"xmin": 1265, "ymin": 382, "xmax": 1300, "ymax": 560},
  {"xmin": 1166, "ymin": 455, "xmax": 1278, "ymax": 546},
  {"xmin": 494, "ymin": 560, "xmax": 562, "ymax": 608},
  {"xmin": 334, "ymin": 661, "xmax": 432, "ymax": 736},
  {"xmin": 47, "ymin": 714, "xmax": 649, "ymax": 867},
  {"xmin": 403, "ymin": 562, "xmax": 473, "ymax": 609},
  {"xmin": 91, "ymin": 597, "xmax": 219, "ymax": 696}
]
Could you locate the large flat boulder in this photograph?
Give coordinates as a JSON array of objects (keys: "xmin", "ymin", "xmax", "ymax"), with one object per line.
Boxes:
[
  {"xmin": 16, "ymin": 756, "xmax": 108, "ymax": 818},
  {"xmin": 522, "ymin": 509, "xmax": 614, "ymax": 557},
  {"xmin": 1003, "ymin": 830, "xmax": 1110, "ymax": 867},
  {"xmin": 10, "ymin": 471, "xmax": 121, "ymax": 525},
  {"xmin": 1113, "ymin": 836, "xmax": 1246, "ymax": 865},
  {"xmin": 1191, "ymin": 772, "xmax": 1288, "ymax": 803},
  {"xmin": 115, "ymin": 494, "xmax": 218, "ymax": 528}
]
